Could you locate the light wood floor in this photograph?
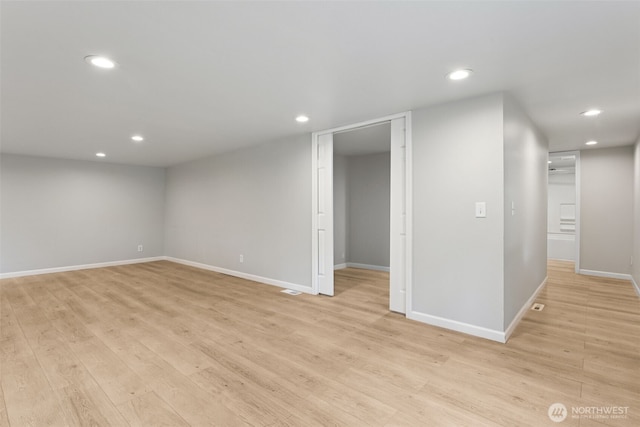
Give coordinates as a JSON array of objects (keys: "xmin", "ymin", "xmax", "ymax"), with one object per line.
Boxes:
[{"xmin": 1, "ymin": 260, "xmax": 638, "ymax": 426}]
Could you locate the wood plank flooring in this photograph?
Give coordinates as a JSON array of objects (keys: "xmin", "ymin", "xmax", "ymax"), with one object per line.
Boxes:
[{"xmin": 0, "ymin": 260, "xmax": 638, "ymax": 426}]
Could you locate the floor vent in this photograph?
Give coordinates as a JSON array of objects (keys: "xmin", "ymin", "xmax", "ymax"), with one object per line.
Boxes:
[
  {"xmin": 281, "ymin": 289, "xmax": 302, "ymax": 296},
  {"xmin": 531, "ymin": 303, "xmax": 545, "ymax": 311}
]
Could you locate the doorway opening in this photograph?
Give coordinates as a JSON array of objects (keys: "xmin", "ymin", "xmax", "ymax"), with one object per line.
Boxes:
[
  {"xmin": 333, "ymin": 123, "xmax": 391, "ymax": 301},
  {"xmin": 311, "ymin": 112, "xmax": 412, "ymax": 314},
  {"xmin": 547, "ymin": 151, "xmax": 581, "ymax": 272}
]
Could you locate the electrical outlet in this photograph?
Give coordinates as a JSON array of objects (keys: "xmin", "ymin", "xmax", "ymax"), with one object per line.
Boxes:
[
  {"xmin": 239, "ymin": 254, "xmax": 244, "ymax": 263},
  {"xmin": 137, "ymin": 245, "xmax": 143, "ymax": 252}
]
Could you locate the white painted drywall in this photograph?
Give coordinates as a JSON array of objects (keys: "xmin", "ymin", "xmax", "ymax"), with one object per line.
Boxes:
[
  {"xmin": 580, "ymin": 146, "xmax": 634, "ymax": 275},
  {"xmin": 633, "ymin": 137, "xmax": 640, "ymax": 287},
  {"xmin": 548, "ymin": 234, "xmax": 575, "ymax": 261},
  {"xmin": 548, "ymin": 173, "xmax": 576, "ymax": 234},
  {"xmin": 333, "ymin": 154, "xmax": 349, "ymax": 265},
  {"xmin": 0, "ymin": 154, "xmax": 165, "ymax": 273},
  {"xmin": 503, "ymin": 94, "xmax": 548, "ymax": 329},
  {"xmin": 348, "ymin": 152, "xmax": 390, "ymax": 267},
  {"xmin": 412, "ymin": 93, "xmax": 505, "ymax": 331},
  {"xmin": 164, "ymin": 135, "xmax": 312, "ymax": 288},
  {"xmin": 547, "ymin": 173, "xmax": 576, "ymax": 261}
]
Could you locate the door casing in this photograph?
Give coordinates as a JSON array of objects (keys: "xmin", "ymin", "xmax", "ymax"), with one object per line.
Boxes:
[{"xmin": 311, "ymin": 111, "xmax": 412, "ymax": 314}]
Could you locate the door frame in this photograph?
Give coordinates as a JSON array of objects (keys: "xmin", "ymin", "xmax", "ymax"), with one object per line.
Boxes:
[
  {"xmin": 311, "ymin": 111, "xmax": 412, "ymax": 314},
  {"xmin": 548, "ymin": 150, "xmax": 581, "ymax": 272}
]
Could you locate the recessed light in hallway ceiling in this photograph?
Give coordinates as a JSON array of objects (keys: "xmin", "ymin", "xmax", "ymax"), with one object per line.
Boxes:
[
  {"xmin": 84, "ymin": 55, "xmax": 116, "ymax": 69},
  {"xmin": 585, "ymin": 140, "xmax": 598, "ymax": 146},
  {"xmin": 447, "ymin": 69, "xmax": 473, "ymax": 81},
  {"xmin": 131, "ymin": 135, "xmax": 144, "ymax": 142},
  {"xmin": 580, "ymin": 109, "xmax": 602, "ymax": 117},
  {"xmin": 96, "ymin": 152, "xmax": 106, "ymax": 157},
  {"xmin": 295, "ymin": 115, "xmax": 309, "ymax": 123}
]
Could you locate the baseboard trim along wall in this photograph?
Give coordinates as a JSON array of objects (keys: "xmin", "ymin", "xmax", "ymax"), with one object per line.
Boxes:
[
  {"xmin": 0, "ymin": 256, "xmax": 165, "ymax": 279},
  {"xmin": 504, "ymin": 276, "xmax": 548, "ymax": 342},
  {"xmin": 407, "ymin": 276, "xmax": 548, "ymax": 344},
  {"xmin": 632, "ymin": 276, "xmax": 640, "ymax": 297},
  {"xmin": 579, "ymin": 269, "xmax": 632, "ymax": 281},
  {"xmin": 407, "ymin": 310, "xmax": 506, "ymax": 343},
  {"xmin": 335, "ymin": 262, "xmax": 390, "ymax": 272},
  {"xmin": 165, "ymin": 256, "xmax": 313, "ymax": 295}
]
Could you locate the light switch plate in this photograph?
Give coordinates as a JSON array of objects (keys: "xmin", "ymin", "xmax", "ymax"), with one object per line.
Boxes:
[{"xmin": 475, "ymin": 202, "xmax": 486, "ymax": 218}]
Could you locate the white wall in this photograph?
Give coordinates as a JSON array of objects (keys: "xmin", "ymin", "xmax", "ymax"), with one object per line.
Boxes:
[
  {"xmin": 412, "ymin": 93, "xmax": 505, "ymax": 331},
  {"xmin": 548, "ymin": 173, "xmax": 576, "ymax": 234},
  {"xmin": 333, "ymin": 155, "xmax": 348, "ymax": 265},
  {"xmin": 334, "ymin": 152, "xmax": 390, "ymax": 269},
  {"xmin": 0, "ymin": 154, "xmax": 165, "ymax": 274},
  {"xmin": 633, "ymin": 137, "xmax": 640, "ymax": 290},
  {"xmin": 164, "ymin": 135, "xmax": 312, "ymax": 288},
  {"xmin": 547, "ymin": 173, "xmax": 576, "ymax": 261},
  {"xmin": 503, "ymin": 94, "xmax": 548, "ymax": 329},
  {"xmin": 580, "ymin": 146, "xmax": 634, "ymax": 276},
  {"xmin": 348, "ymin": 152, "xmax": 390, "ymax": 268}
]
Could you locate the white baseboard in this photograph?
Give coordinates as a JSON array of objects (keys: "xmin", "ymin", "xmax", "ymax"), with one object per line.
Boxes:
[
  {"xmin": 165, "ymin": 256, "xmax": 314, "ymax": 295},
  {"xmin": 632, "ymin": 276, "xmax": 640, "ymax": 297},
  {"xmin": 578, "ymin": 269, "xmax": 632, "ymax": 281},
  {"xmin": 334, "ymin": 263, "xmax": 348, "ymax": 270},
  {"xmin": 407, "ymin": 310, "xmax": 505, "ymax": 343},
  {"xmin": 344, "ymin": 262, "xmax": 390, "ymax": 272},
  {"xmin": 504, "ymin": 276, "xmax": 548, "ymax": 342},
  {"xmin": 0, "ymin": 256, "xmax": 165, "ymax": 279}
]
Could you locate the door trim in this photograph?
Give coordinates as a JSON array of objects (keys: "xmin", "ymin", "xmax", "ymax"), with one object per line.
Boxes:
[
  {"xmin": 548, "ymin": 150, "xmax": 581, "ymax": 272},
  {"xmin": 311, "ymin": 111, "xmax": 412, "ymax": 314},
  {"xmin": 574, "ymin": 151, "xmax": 581, "ymax": 273}
]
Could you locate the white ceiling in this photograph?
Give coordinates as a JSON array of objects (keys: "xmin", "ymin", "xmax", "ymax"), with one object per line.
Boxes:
[{"xmin": 2, "ymin": 1, "xmax": 639, "ymax": 167}]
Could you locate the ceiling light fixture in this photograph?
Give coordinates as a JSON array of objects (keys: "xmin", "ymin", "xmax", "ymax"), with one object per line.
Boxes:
[
  {"xmin": 84, "ymin": 55, "xmax": 116, "ymax": 69},
  {"xmin": 548, "ymin": 161, "xmax": 552, "ymax": 164},
  {"xmin": 96, "ymin": 152, "xmax": 106, "ymax": 157},
  {"xmin": 295, "ymin": 115, "xmax": 309, "ymax": 123},
  {"xmin": 447, "ymin": 69, "xmax": 473, "ymax": 80},
  {"xmin": 580, "ymin": 109, "xmax": 602, "ymax": 117},
  {"xmin": 585, "ymin": 140, "xmax": 598, "ymax": 146},
  {"xmin": 131, "ymin": 135, "xmax": 144, "ymax": 142}
]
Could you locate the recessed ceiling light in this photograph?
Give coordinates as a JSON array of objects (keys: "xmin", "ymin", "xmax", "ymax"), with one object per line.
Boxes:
[
  {"xmin": 580, "ymin": 109, "xmax": 602, "ymax": 117},
  {"xmin": 84, "ymin": 55, "xmax": 116, "ymax": 69},
  {"xmin": 585, "ymin": 140, "xmax": 598, "ymax": 146},
  {"xmin": 548, "ymin": 161, "xmax": 552, "ymax": 164},
  {"xmin": 131, "ymin": 135, "xmax": 144, "ymax": 142},
  {"xmin": 447, "ymin": 69, "xmax": 473, "ymax": 80},
  {"xmin": 295, "ymin": 115, "xmax": 309, "ymax": 123},
  {"xmin": 96, "ymin": 152, "xmax": 106, "ymax": 157}
]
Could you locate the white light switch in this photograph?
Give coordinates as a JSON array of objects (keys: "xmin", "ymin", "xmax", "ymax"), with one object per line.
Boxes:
[{"xmin": 475, "ymin": 202, "xmax": 486, "ymax": 218}]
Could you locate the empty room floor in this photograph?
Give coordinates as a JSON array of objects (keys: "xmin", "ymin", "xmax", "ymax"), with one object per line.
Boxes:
[{"xmin": 1, "ymin": 260, "xmax": 638, "ymax": 426}]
